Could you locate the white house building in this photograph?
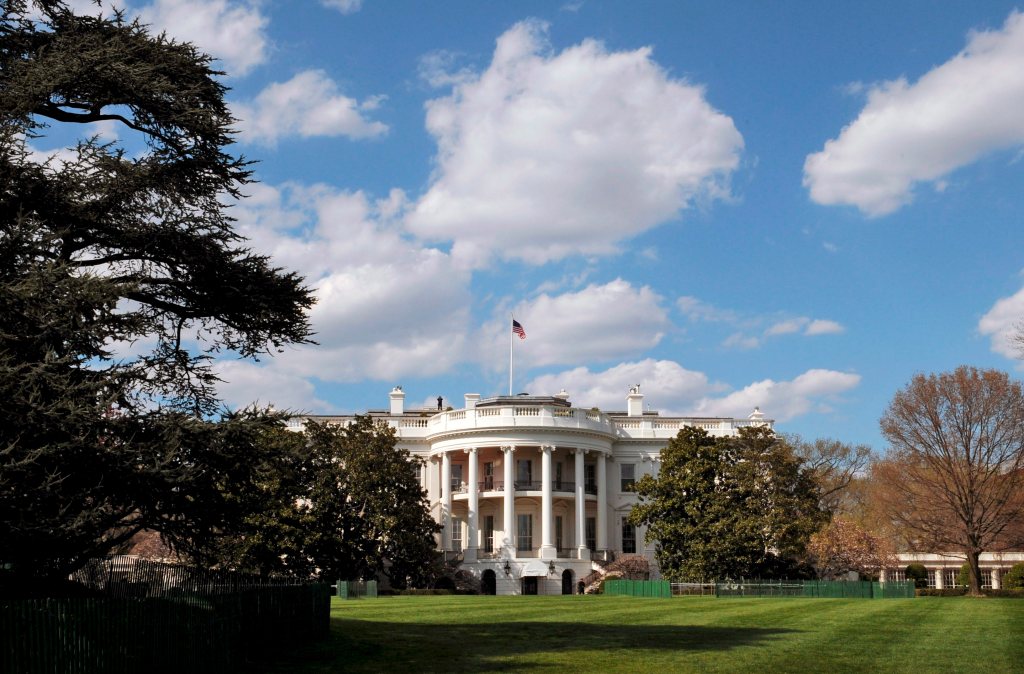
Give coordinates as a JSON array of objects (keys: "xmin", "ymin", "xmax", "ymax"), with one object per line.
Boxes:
[{"xmin": 292, "ymin": 386, "xmax": 771, "ymax": 595}]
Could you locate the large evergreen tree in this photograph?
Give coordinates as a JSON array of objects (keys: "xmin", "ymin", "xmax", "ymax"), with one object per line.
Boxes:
[
  {"xmin": 629, "ymin": 426, "xmax": 826, "ymax": 582},
  {"xmin": 0, "ymin": 0, "xmax": 314, "ymax": 589},
  {"xmin": 203, "ymin": 418, "xmax": 441, "ymax": 589}
]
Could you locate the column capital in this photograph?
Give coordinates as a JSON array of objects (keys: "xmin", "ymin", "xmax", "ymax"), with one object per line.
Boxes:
[
  {"xmin": 572, "ymin": 448, "xmax": 588, "ymax": 456},
  {"xmin": 464, "ymin": 446, "xmax": 478, "ymax": 455},
  {"xmin": 539, "ymin": 444, "xmax": 555, "ymax": 454},
  {"xmin": 500, "ymin": 444, "xmax": 516, "ymax": 454}
]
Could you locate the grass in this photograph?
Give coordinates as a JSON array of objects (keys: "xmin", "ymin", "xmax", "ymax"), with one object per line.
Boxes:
[{"xmin": 262, "ymin": 595, "xmax": 1024, "ymax": 673}]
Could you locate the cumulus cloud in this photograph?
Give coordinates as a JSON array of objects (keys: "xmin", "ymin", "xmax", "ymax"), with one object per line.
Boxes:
[
  {"xmin": 484, "ymin": 279, "xmax": 670, "ymax": 369},
  {"xmin": 978, "ymin": 285, "xmax": 1024, "ymax": 358},
  {"xmin": 214, "ymin": 360, "xmax": 333, "ymax": 413},
  {"xmin": 526, "ymin": 359, "xmax": 720, "ymax": 409},
  {"xmin": 233, "ymin": 70, "xmax": 388, "ymax": 145},
  {"xmin": 766, "ymin": 317, "xmax": 845, "ymax": 337},
  {"xmin": 693, "ymin": 369, "xmax": 861, "ymax": 421},
  {"xmin": 407, "ymin": 19, "xmax": 743, "ymax": 266},
  {"xmin": 805, "ymin": 10, "xmax": 1024, "ymax": 216},
  {"xmin": 526, "ymin": 361, "xmax": 860, "ymax": 422},
  {"xmin": 136, "ymin": 0, "xmax": 269, "ymax": 77},
  {"xmin": 226, "ymin": 183, "xmax": 471, "ymax": 385}
]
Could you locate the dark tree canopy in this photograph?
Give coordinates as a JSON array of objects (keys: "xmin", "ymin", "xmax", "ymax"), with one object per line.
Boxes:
[
  {"xmin": 200, "ymin": 418, "xmax": 441, "ymax": 589},
  {"xmin": 629, "ymin": 426, "xmax": 826, "ymax": 582},
  {"xmin": 0, "ymin": 1, "xmax": 314, "ymax": 589},
  {"xmin": 878, "ymin": 366, "xmax": 1024, "ymax": 595}
]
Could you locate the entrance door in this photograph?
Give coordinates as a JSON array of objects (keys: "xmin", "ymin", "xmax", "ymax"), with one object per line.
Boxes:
[
  {"xmin": 481, "ymin": 569, "xmax": 497, "ymax": 595},
  {"xmin": 561, "ymin": 569, "xmax": 574, "ymax": 595},
  {"xmin": 522, "ymin": 576, "xmax": 538, "ymax": 595}
]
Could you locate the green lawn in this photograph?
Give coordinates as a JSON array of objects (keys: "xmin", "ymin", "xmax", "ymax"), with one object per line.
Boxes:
[{"xmin": 264, "ymin": 595, "xmax": 1024, "ymax": 673}]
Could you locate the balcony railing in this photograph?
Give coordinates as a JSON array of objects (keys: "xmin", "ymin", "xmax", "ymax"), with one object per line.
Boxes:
[{"xmin": 452, "ymin": 480, "xmax": 599, "ymax": 495}]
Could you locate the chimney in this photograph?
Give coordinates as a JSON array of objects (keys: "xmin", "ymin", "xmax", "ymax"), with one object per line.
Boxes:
[
  {"xmin": 627, "ymin": 384, "xmax": 643, "ymax": 417},
  {"xmin": 389, "ymin": 386, "xmax": 405, "ymax": 415},
  {"xmin": 465, "ymin": 393, "xmax": 480, "ymax": 409}
]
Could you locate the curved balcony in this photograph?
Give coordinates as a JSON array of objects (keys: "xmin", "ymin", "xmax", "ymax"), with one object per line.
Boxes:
[{"xmin": 424, "ymin": 405, "xmax": 617, "ymax": 439}]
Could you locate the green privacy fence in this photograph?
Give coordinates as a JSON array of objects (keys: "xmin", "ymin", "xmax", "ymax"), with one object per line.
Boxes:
[
  {"xmin": 604, "ymin": 579, "xmax": 672, "ymax": 597},
  {"xmin": 714, "ymin": 580, "xmax": 915, "ymax": 598},
  {"xmin": 336, "ymin": 580, "xmax": 378, "ymax": 599},
  {"xmin": 0, "ymin": 557, "xmax": 331, "ymax": 674}
]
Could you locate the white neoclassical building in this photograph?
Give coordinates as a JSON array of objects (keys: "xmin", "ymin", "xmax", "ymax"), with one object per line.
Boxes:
[{"xmin": 294, "ymin": 386, "xmax": 770, "ymax": 595}]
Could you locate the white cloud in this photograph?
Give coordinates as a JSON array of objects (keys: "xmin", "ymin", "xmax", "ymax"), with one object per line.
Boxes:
[
  {"xmin": 229, "ymin": 183, "xmax": 472, "ymax": 383},
  {"xmin": 321, "ymin": 0, "xmax": 363, "ymax": 14},
  {"xmin": 804, "ymin": 319, "xmax": 845, "ymax": 336},
  {"xmin": 214, "ymin": 360, "xmax": 333, "ymax": 413},
  {"xmin": 418, "ymin": 50, "xmax": 477, "ymax": 89},
  {"xmin": 765, "ymin": 318, "xmax": 806, "ymax": 336},
  {"xmin": 525, "ymin": 359, "xmax": 720, "ymax": 410},
  {"xmin": 805, "ymin": 10, "xmax": 1024, "ymax": 216},
  {"xmin": 526, "ymin": 361, "xmax": 860, "ymax": 422},
  {"xmin": 978, "ymin": 286, "xmax": 1024, "ymax": 358},
  {"xmin": 136, "ymin": 0, "xmax": 269, "ymax": 77},
  {"xmin": 486, "ymin": 279, "xmax": 669, "ymax": 369},
  {"xmin": 722, "ymin": 332, "xmax": 760, "ymax": 350},
  {"xmin": 677, "ymin": 296, "xmax": 739, "ymax": 323},
  {"xmin": 693, "ymin": 369, "xmax": 862, "ymax": 422},
  {"xmin": 407, "ymin": 19, "xmax": 743, "ymax": 266},
  {"xmin": 233, "ymin": 70, "xmax": 388, "ymax": 145}
]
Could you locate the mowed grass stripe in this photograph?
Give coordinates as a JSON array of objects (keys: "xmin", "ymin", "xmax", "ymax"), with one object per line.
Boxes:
[{"xmin": 266, "ymin": 595, "xmax": 1024, "ymax": 673}]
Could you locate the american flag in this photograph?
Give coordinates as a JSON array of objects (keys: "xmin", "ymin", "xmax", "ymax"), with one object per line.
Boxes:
[{"xmin": 512, "ymin": 319, "xmax": 526, "ymax": 340}]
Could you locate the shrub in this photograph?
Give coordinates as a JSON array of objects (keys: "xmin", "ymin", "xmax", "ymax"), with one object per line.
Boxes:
[
  {"xmin": 1002, "ymin": 563, "xmax": 1024, "ymax": 590},
  {"xmin": 957, "ymin": 563, "xmax": 971, "ymax": 588},
  {"xmin": 916, "ymin": 588, "xmax": 967, "ymax": 597},
  {"xmin": 905, "ymin": 564, "xmax": 929, "ymax": 589}
]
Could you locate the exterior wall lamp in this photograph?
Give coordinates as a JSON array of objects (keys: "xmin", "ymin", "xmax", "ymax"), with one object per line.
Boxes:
[
  {"xmin": 548, "ymin": 561, "xmax": 556, "ymax": 576},
  {"xmin": 503, "ymin": 561, "xmax": 511, "ymax": 576}
]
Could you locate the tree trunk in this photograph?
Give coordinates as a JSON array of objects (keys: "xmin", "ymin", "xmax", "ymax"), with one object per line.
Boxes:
[{"xmin": 967, "ymin": 549, "xmax": 983, "ymax": 596}]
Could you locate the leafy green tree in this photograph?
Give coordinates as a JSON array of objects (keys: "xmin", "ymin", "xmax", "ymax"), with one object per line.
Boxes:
[
  {"xmin": 905, "ymin": 563, "xmax": 928, "ymax": 589},
  {"xmin": 0, "ymin": 1, "xmax": 313, "ymax": 590},
  {"xmin": 204, "ymin": 418, "xmax": 440, "ymax": 589},
  {"xmin": 629, "ymin": 426, "xmax": 826, "ymax": 582}
]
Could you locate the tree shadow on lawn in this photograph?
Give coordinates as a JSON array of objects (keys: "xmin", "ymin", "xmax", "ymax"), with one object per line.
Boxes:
[{"xmin": 262, "ymin": 617, "xmax": 797, "ymax": 672}]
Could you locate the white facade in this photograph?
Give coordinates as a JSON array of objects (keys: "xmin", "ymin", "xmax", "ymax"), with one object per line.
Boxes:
[
  {"xmin": 294, "ymin": 387, "xmax": 771, "ymax": 595},
  {"xmin": 885, "ymin": 552, "xmax": 1024, "ymax": 590}
]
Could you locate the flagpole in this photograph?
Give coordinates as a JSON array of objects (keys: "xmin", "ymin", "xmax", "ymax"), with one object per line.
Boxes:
[{"xmin": 509, "ymin": 313, "xmax": 514, "ymax": 396}]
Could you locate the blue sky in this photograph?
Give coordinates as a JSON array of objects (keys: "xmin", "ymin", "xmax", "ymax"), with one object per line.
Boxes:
[{"xmin": 50, "ymin": 0, "xmax": 1024, "ymax": 451}]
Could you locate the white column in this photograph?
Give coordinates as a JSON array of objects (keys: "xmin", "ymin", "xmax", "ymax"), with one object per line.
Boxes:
[
  {"xmin": 879, "ymin": 568, "xmax": 887, "ymax": 584},
  {"xmin": 465, "ymin": 447, "xmax": 479, "ymax": 562},
  {"xmin": 596, "ymin": 453, "xmax": 608, "ymax": 555},
  {"xmin": 502, "ymin": 445, "xmax": 515, "ymax": 556},
  {"xmin": 934, "ymin": 568, "xmax": 944, "ymax": 590},
  {"xmin": 574, "ymin": 449, "xmax": 588, "ymax": 560},
  {"xmin": 441, "ymin": 451, "xmax": 451, "ymax": 552},
  {"xmin": 539, "ymin": 445, "xmax": 556, "ymax": 560},
  {"xmin": 992, "ymin": 567, "xmax": 1001, "ymax": 590}
]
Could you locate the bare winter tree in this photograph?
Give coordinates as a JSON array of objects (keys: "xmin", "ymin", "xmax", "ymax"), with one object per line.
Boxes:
[
  {"xmin": 879, "ymin": 366, "xmax": 1024, "ymax": 595},
  {"xmin": 788, "ymin": 435, "xmax": 872, "ymax": 515}
]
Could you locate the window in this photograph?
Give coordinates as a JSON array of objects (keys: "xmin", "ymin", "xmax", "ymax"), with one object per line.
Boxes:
[
  {"xmin": 944, "ymin": 569, "xmax": 957, "ymax": 588},
  {"xmin": 555, "ymin": 462, "xmax": 564, "ymax": 490},
  {"xmin": 517, "ymin": 514, "xmax": 533, "ymax": 552},
  {"xmin": 451, "ymin": 517, "xmax": 463, "ymax": 552},
  {"xmin": 517, "ymin": 459, "xmax": 533, "ymax": 487},
  {"xmin": 414, "ymin": 462, "xmax": 422, "ymax": 486},
  {"xmin": 620, "ymin": 464, "xmax": 635, "ymax": 492},
  {"xmin": 451, "ymin": 464, "xmax": 463, "ymax": 492},
  {"xmin": 484, "ymin": 515, "xmax": 494, "ymax": 553},
  {"xmin": 982, "ymin": 569, "xmax": 993, "ymax": 589},
  {"xmin": 586, "ymin": 517, "xmax": 596, "ymax": 552},
  {"xmin": 483, "ymin": 462, "xmax": 494, "ymax": 490},
  {"xmin": 622, "ymin": 518, "xmax": 636, "ymax": 554},
  {"xmin": 555, "ymin": 516, "xmax": 563, "ymax": 550},
  {"xmin": 584, "ymin": 464, "xmax": 596, "ymax": 493},
  {"xmin": 890, "ymin": 569, "xmax": 905, "ymax": 582},
  {"xmin": 927, "ymin": 569, "xmax": 937, "ymax": 588}
]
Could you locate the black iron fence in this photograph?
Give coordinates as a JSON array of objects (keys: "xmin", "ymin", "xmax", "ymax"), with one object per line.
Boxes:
[{"xmin": 0, "ymin": 556, "xmax": 330, "ymax": 673}]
